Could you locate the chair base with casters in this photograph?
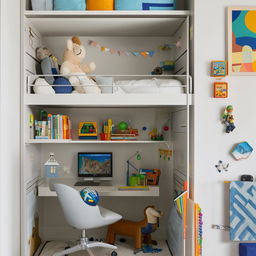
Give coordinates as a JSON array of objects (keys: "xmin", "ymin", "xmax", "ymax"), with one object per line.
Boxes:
[
  {"xmin": 53, "ymin": 230, "xmax": 118, "ymax": 256},
  {"xmin": 53, "ymin": 184, "xmax": 121, "ymax": 256}
]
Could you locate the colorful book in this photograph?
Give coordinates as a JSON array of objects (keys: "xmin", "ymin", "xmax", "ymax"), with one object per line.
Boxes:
[
  {"xmin": 35, "ymin": 136, "xmax": 49, "ymax": 139},
  {"xmin": 33, "ymin": 112, "xmax": 72, "ymax": 140}
]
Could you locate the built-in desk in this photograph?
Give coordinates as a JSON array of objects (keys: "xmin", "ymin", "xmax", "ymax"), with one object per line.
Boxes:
[{"xmin": 38, "ymin": 179, "xmax": 159, "ymax": 197}]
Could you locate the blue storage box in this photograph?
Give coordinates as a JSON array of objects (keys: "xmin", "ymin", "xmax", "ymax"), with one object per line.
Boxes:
[
  {"xmin": 115, "ymin": 0, "xmax": 176, "ymax": 10},
  {"xmin": 54, "ymin": 0, "xmax": 86, "ymax": 10},
  {"xmin": 239, "ymin": 243, "xmax": 256, "ymax": 256}
]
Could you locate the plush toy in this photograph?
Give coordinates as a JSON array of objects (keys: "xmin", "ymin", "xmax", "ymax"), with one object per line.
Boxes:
[
  {"xmin": 33, "ymin": 47, "xmax": 56, "ymax": 94},
  {"xmin": 33, "ymin": 78, "xmax": 55, "ymax": 95},
  {"xmin": 60, "ymin": 36, "xmax": 101, "ymax": 94},
  {"xmin": 36, "ymin": 46, "xmax": 72, "ymax": 94},
  {"xmin": 36, "ymin": 46, "xmax": 59, "ymax": 85},
  {"xmin": 151, "ymin": 67, "xmax": 163, "ymax": 75},
  {"xmin": 106, "ymin": 206, "xmax": 163, "ymax": 250}
]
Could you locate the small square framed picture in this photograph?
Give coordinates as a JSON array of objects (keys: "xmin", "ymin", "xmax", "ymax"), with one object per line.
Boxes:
[
  {"xmin": 211, "ymin": 61, "xmax": 228, "ymax": 77},
  {"xmin": 214, "ymin": 82, "xmax": 228, "ymax": 98}
]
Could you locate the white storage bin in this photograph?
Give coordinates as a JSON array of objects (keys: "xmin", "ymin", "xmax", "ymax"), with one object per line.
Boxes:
[{"xmin": 31, "ymin": 0, "xmax": 53, "ymax": 10}]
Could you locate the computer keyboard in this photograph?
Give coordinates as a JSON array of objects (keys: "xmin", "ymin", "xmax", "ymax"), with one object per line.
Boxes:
[{"xmin": 74, "ymin": 181, "xmax": 100, "ymax": 187}]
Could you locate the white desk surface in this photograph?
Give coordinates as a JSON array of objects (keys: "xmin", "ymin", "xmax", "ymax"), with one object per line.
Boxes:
[{"xmin": 38, "ymin": 178, "xmax": 159, "ymax": 197}]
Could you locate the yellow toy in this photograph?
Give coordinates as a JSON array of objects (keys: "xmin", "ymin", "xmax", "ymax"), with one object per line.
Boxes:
[{"xmin": 78, "ymin": 122, "xmax": 98, "ymax": 139}]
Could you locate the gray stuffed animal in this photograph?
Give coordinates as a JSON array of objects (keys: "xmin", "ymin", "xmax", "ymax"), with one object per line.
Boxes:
[{"xmin": 36, "ymin": 47, "xmax": 59, "ymax": 85}]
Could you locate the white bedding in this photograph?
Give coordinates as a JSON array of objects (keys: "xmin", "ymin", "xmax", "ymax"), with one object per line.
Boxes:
[{"xmin": 113, "ymin": 78, "xmax": 184, "ymax": 94}]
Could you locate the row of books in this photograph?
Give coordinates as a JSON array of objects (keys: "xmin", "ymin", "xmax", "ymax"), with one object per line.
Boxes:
[
  {"xmin": 111, "ymin": 133, "xmax": 137, "ymax": 141},
  {"xmin": 34, "ymin": 114, "xmax": 72, "ymax": 139},
  {"xmin": 111, "ymin": 129, "xmax": 139, "ymax": 141}
]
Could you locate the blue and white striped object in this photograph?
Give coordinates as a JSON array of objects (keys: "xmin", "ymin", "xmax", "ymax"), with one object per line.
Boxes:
[
  {"xmin": 230, "ymin": 181, "xmax": 256, "ymax": 241},
  {"xmin": 115, "ymin": 0, "xmax": 176, "ymax": 10}
]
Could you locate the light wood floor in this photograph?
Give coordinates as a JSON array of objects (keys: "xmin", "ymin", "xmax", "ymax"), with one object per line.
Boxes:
[{"xmin": 38, "ymin": 240, "xmax": 171, "ymax": 256}]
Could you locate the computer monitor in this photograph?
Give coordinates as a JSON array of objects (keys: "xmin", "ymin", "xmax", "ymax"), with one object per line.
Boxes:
[{"xmin": 78, "ymin": 152, "xmax": 112, "ymax": 179}]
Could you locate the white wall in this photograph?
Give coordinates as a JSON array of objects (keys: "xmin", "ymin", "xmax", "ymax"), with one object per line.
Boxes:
[
  {"xmin": 194, "ymin": 1, "xmax": 256, "ymax": 255},
  {"xmin": 43, "ymin": 36, "xmax": 173, "ymax": 75},
  {"xmin": 0, "ymin": 0, "xmax": 20, "ymax": 255}
]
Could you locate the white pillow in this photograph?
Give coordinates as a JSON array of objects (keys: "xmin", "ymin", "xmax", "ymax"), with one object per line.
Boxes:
[
  {"xmin": 33, "ymin": 78, "xmax": 55, "ymax": 95},
  {"xmin": 114, "ymin": 78, "xmax": 183, "ymax": 94},
  {"xmin": 155, "ymin": 79, "xmax": 183, "ymax": 94},
  {"xmin": 94, "ymin": 76, "xmax": 113, "ymax": 94}
]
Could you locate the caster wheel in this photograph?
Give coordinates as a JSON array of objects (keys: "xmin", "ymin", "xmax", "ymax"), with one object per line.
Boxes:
[{"xmin": 111, "ymin": 251, "xmax": 118, "ymax": 256}]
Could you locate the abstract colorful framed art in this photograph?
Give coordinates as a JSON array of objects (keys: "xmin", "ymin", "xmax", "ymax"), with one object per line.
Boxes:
[{"xmin": 228, "ymin": 7, "xmax": 256, "ymax": 75}]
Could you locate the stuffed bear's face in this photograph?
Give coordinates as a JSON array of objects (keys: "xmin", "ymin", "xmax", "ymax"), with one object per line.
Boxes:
[{"xmin": 66, "ymin": 39, "xmax": 86, "ymax": 64}]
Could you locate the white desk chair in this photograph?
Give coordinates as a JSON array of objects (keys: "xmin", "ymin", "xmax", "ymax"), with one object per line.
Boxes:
[{"xmin": 53, "ymin": 184, "xmax": 122, "ymax": 256}]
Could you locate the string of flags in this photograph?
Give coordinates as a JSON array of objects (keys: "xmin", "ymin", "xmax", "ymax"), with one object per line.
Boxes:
[
  {"xmin": 89, "ymin": 40, "xmax": 156, "ymax": 57},
  {"xmin": 88, "ymin": 39, "xmax": 181, "ymax": 58}
]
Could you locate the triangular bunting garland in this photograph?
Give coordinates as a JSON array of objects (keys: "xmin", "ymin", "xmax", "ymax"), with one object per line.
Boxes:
[{"xmin": 88, "ymin": 40, "xmax": 158, "ymax": 58}]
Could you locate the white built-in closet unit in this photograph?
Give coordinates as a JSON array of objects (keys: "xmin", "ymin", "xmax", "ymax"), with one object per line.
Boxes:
[{"xmin": 21, "ymin": 1, "xmax": 194, "ymax": 255}]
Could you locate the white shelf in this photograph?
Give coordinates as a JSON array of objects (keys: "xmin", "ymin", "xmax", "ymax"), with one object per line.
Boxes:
[
  {"xmin": 24, "ymin": 10, "xmax": 190, "ymax": 36},
  {"xmin": 24, "ymin": 93, "xmax": 192, "ymax": 107},
  {"xmin": 25, "ymin": 10, "xmax": 191, "ymax": 18},
  {"xmin": 26, "ymin": 139, "xmax": 169, "ymax": 144},
  {"xmin": 38, "ymin": 179, "xmax": 160, "ymax": 197}
]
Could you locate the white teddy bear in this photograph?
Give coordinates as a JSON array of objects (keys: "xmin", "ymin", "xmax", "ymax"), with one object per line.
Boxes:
[{"xmin": 60, "ymin": 36, "xmax": 101, "ymax": 94}]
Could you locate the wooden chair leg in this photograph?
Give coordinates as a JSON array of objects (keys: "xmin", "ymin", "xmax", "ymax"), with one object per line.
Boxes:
[
  {"xmin": 106, "ymin": 229, "xmax": 116, "ymax": 244},
  {"xmin": 135, "ymin": 229, "xmax": 142, "ymax": 249}
]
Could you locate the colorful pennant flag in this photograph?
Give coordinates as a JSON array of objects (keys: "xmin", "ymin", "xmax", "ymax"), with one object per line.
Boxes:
[
  {"xmin": 132, "ymin": 52, "xmax": 140, "ymax": 56},
  {"xmin": 88, "ymin": 40, "xmax": 155, "ymax": 58},
  {"xmin": 110, "ymin": 48, "xmax": 116, "ymax": 54}
]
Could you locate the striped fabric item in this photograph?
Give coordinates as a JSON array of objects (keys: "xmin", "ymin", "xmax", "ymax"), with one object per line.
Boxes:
[
  {"xmin": 230, "ymin": 181, "xmax": 256, "ymax": 241},
  {"xmin": 142, "ymin": 2, "xmax": 174, "ymax": 10},
  {"xmin": 115, "ymin": 0, "xmax": 176, "ymax": 10}
]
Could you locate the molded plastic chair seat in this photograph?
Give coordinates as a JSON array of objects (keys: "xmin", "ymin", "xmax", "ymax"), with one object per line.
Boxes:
[
  {"xmin": 53, "ymin": 184, "xmax": 122, "ymax": 256},
  {"xmin": 100, "ymin": 207, "xmax": 122, "ymax": 224}
]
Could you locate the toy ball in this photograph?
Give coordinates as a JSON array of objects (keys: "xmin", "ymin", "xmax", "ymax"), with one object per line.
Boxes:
[
  {"xmin": 118, "ymin": 121, "xmax": 128, "ymax": 131},
  {"xmin": 163, "ymin": 125, "xmax": 169, "ymax": 131},
  {"xmin": 80, "ymin": 187, "xmax": 99, "ymax": 206}
]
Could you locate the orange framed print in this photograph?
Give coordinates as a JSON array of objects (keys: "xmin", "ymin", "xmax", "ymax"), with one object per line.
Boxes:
[
  {"xmin": 214, "ymin": 82, "xmax": 228, "ymax": 98},
  {"xmin": 228, "ymin": 7, "xmax": 256, "ymax": 75}
]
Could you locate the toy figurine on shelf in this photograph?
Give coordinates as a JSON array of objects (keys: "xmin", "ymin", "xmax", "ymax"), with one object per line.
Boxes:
[
  {"xmin": 44, "ymin": 153, "xmax": 60, "ymax": 178},
  {"xmin": 221, "ymin": 105, "xmax": 235, "ymax": 133},
  {"xmin": 149, "ymin": 128, "xmax": 163, "ymax": 141},
  {"xmin": 78, "ymin": 122, "xmax": 98, "ymax": 139}
]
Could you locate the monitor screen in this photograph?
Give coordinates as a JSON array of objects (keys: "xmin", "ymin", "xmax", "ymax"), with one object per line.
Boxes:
[{"xmin": 78, "ymin": 152, "xmax": 112, "ymax": 177}]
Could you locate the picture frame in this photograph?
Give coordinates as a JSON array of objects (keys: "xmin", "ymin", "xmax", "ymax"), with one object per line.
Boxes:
[
  {"xmin": 228, "ymin": 7, "xmax": 256, "ymax": 75},
  {"xmin": 214, "ymin": 82, "xmax": 228, "ymax": 98},
  {"xmin": 211, "ymin": 60, "xmax": 228, "ymax": 77}
]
